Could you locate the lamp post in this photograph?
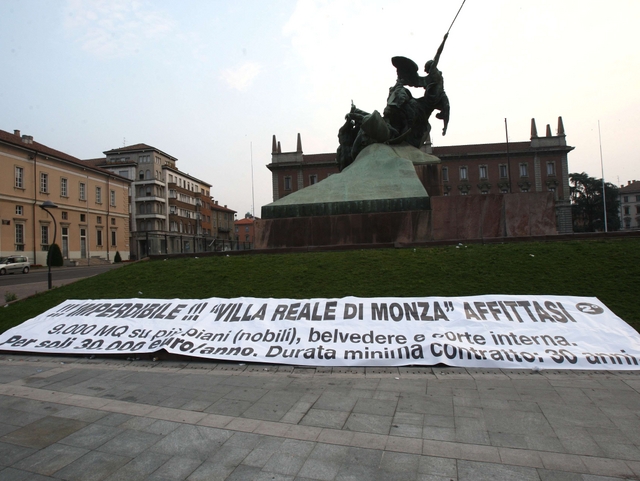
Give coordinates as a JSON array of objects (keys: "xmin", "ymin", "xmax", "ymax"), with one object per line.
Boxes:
[{"xmin": 39, "ymin": 201, "xmax": 58, "ymax": 289}]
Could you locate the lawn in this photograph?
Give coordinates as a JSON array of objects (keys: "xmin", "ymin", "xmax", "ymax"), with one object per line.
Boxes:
[{"xmin": 1, "ymin": 238, "xmax": 638, "ymax": 334}]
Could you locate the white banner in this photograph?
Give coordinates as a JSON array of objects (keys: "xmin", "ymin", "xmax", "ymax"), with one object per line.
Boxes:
[{"xmin": 1, "ymin": 295, "xmax": 639, "ymax": 370}]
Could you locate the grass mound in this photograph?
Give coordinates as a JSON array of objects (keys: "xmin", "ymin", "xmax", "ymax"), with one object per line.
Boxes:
[{"xmin": 1, "ymin": 238, "xmax": 638, "ymax": 333}]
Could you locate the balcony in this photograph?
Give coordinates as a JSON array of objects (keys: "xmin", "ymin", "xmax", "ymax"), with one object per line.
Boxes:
[
  {"xmin": 133, "ymin": 178, "xmax": 165, "ymax": 186},
  {"xmin": 137, "ymin": 213, "xmax": 167, "ymax": 220}
]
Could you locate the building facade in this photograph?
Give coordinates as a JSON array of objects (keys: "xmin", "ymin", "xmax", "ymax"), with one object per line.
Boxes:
[
  {"xmin": 620, "ymin": 180, "xmax": 640, "ymax": 230},
  {"xmin": 234, "ymin": 215, "xmax": 256, "ymax": 247},
  {"xmin": 0, "ymin": 129, "xmax": 130, "ymax": 265},
  {"xmin": 267, "ymin": 117, "xmax": 573, "ymax": 234},
  {"xmin": 94, "ymin": 143, "xmax": 236, "ymax": 258}
]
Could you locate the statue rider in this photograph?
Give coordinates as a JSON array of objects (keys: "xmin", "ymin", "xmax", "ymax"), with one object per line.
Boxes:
[{"xmin": 406, "ymin": 33, "xmax": 450, "ymax": 136}]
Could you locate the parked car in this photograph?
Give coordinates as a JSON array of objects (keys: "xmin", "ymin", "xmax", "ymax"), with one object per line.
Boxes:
[{"xmin": 0, "ymin": 256, "xmax": 30, "ymax": 275}]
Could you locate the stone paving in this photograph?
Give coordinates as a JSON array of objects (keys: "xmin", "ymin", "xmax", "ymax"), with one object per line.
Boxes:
[{"xmin": 0, "ymin": 355, "xmax": 639, "ymax": 480}]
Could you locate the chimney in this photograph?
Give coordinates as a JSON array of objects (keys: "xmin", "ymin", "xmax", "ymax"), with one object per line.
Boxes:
[
  {"xmin": 530, "ymin": 119, "xmax": 538, "ymax": 139},
  {"xmin": 546, "ymin": 124, "xmax": 552, "ymax": 137},
  {"xmin": 272, "ymin": 135, "xmax": 277, "ymax": 154},
  {"xmin": 557, "ymin": 116, "xmax": 565, "ymax": 136},
  {"xmin": 21, "ymin": 135, "xmax": 33, "ymax": 144},
  {"xmin": 277, "ymin": 141, "xmax": 281, "ymax": 154},
  {"xmin": 296, "ymin": 133, "xmax": 302, "ymax": 153},
  {"xmin": 14, "ymin": 130, "xmax": 20, "ymax": 137}
]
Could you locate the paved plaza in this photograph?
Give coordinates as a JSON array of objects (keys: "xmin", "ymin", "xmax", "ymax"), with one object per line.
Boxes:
[{"xmin": 0, "ymin": 355, "xmax": 639, "ymax": 480}]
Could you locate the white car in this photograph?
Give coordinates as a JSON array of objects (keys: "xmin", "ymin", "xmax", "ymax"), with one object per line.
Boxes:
[{"xmin": 0, "ymin": 256, "xmax": 31, "ymax": 275}]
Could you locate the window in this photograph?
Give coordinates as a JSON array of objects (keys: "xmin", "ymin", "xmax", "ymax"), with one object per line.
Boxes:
[
  {"xmin": 79, "ymin": 182, "xmax": 86, "ymax": 200},
  {"xmin": 60, "ymin": 178, "xmax": 68, "ymax": 197},
  {"xmin": 284, "ymin": 176, "xmax": 292, "ymax": 191},
  {"xmin": 245, "ymin": 226, "xmax": 250, "ymax": 232},
  {"xmin": 80, "ymin": 214, "xmax": 86, "ymax": 222},
  {"xmin": 624, "ymin": 206, "xmax": 630, "ymax": 215},
  {"xmin": 139, "ymin": 170, "xmax": 144, "ymax": 180},
  {"xmin": 15, "ymin": 224, "xmax": 24, "ymax": 250},
  {"xmin": 479, "ymin": 165, "xmax": 488, "ymax": 180},
  {"xmin": 547, "ymin": 162, "xmax": 556, "ymax": 176},
  {"xmin": 96, "ymin": 229, "xmax": 103, "ymax": 246},
  {"xmin": 16, "ymin": 205, "xmax": 23, "ymax": 216},
  {"xmin": 636, "ymin": 195, "xmax": 640, "ymax": 202},
  {"xmin": 96, "ymin": 216, "xmax": 102, "ymax": 224},
  {"xmin": 111, "ymin": 218, "xmax": 116, "ymax": 225},
  {"xmin": 459, "ymin": 166, "xmax": 468, "ymax": 181},
  {"xmin": 61, "ymin": 211, "xmax": 68, "ymax": 220},
  {"xmin": 15, "ymin": 166, "xmax": 24, "ymax": 188},
  {"xmin": 481, "ymin": 190, "xmax": 489, "ymax": 195},
  {"xmin": 501, "ymin": 188, "xmax": 509, "ymax": 194},
  {"xmin": 309, "ymin": 174, "xmax": 318, "ymax": 185},
  {"xmin": 111, "ymin": 230, "xmax": 117, "ymax": 247},
  {"xmin": 499, "ymin": 164, "xmax": 508, "ymax": 179},
  {"xmin": 460, "ymin": 191, "xmax": 468, "ymax": 196},
  {"xmin": 40, "ymin": 172, "xmax": 48, "ymax": 193},
  {"xmin": 519, "ymin": 163, "xmax": 528, "ymax": 177},
  {"xmin": 118, "ymin": 170, "xmax": 128, "ymax": 179},
  {"xmin": 442, "ymin": 166, "xmax": 449, "ymax": 182},
  {"xmin": 637, "ymin": 206, "xmax": 640, "ymax": 215},
  {"xmin": 623, "ymin": 196, "xmax": 629, "ymax": 203},
  {"xmin": 95, "ymin": 186, "xmax": 102, "ymax": 204},
  {"xmin": 41, "ymin": 225, "xmax": 49, "ymax": 247}
]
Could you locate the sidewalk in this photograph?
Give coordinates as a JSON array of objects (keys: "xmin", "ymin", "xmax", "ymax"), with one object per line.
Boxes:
[
  {"xmin": 0, "ymin": 355, "xmax": 639, "ymax": 480},
  {"xmin": 1, "ymin": 277, "xmax": 85, "ymax": 306}
]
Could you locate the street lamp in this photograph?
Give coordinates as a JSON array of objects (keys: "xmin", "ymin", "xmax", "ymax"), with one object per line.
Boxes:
[{"xmin": 39, "ymin": 201, "xmax": 58, "ymax": 290}]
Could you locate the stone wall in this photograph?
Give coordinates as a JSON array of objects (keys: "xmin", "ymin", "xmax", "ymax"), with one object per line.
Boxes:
[{"xmin": 255, "ymin": 192, "xmax": 558, "ymax": 249}]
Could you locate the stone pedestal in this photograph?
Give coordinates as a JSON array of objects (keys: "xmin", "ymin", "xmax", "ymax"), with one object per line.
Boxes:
[
  {"xmin": 255, "ymin": 210, "xmax": 431, "ymax": 248},
  {"xmin": 256, "ymin": 141, "xmax": 557, "ymax": 249}
]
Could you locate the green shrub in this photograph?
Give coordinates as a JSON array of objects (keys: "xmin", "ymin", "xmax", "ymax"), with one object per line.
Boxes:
[
  {"xmin": 4, "ymin": 292, "xmax": 17, "ymax": 303},
  {"xmin": 47, "ymin": 243, "xmax": 63, "ymax": 267},
  {"xmin": 114, "ymin": 251, "xmax": 122, "ymax": 263}
]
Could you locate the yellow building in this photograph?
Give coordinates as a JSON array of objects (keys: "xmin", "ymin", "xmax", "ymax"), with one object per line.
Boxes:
[{"xmin": 0, "ymin": 129, "xmax": 131, "ymax": 265}]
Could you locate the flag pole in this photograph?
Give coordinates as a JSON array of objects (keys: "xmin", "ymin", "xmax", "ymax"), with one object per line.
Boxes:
[{"xmin": 598, "ymin": 121, "xmax": 607, "ymax": 232}]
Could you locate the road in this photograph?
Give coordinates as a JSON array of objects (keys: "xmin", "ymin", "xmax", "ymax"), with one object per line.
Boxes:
[{"xmin": 1, "ymin": 263, "xmax": 124, "ymax": 304}]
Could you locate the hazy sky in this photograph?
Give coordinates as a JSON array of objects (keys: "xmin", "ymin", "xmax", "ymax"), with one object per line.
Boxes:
[{"xmin": 2, "ymin": 0, "xmax": 639, "ymax": 216}]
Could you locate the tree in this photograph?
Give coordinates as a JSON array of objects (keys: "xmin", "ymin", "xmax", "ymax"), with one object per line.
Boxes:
[
  {"xmin": 47, "ymin": 243, "xmax": 64, "ymax": 267},
  {"xmin": 570, "ymin": 172, "xmax": 620, "ymax": 232},
  {"xmin": 114, "ymin": 251, "xmax": 122, "ymax": 263}
]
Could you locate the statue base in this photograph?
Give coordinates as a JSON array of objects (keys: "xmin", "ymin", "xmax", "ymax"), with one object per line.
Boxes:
[
  {"xmin": 262, "ymin": 143, "xmax": 438, "ymax": 219},
  {"xmin": 256, "ymin": 142, "xmax": 557, "ymax": 249}
]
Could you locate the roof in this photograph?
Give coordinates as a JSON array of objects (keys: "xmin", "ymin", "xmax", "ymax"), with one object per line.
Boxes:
[
  {"xmin": 619, "ymin": 181, "xmax": 640, "ymax": 194},
  {"xmin": 164, "ymin": 164, "xmax": 211, "ymax": 187},
  {"xmin": 303, "ymin": 153, "xmax": 336, "ymax": 163},
  {"xmin": 0, "ymin": 129, "xmax": 130, "ymax": 182},
  {"xmin": 103, "ymin": 143, "xmax": 178, "ymax": 161},
  {"xmin": 432, "ymin": 141, "xmax": 531, "ymax": 156},
  {"xmin": 234, "ymin": 218, "xmax": 255, "ymax": 225},
  {"xmin": 211, "ymin": 203, "xmax": 236, "ymax": 214},
  {"xmin": 82, "ymin": 157, "xmax": 109, "ymax": 167}
]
